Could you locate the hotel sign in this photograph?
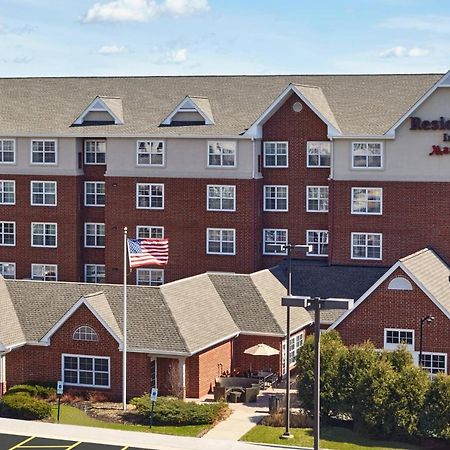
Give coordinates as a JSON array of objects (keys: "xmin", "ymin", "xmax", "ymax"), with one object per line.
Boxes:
[{"xmin": 410, "ymin": 117, "xmax": 450, "ymax": 155}]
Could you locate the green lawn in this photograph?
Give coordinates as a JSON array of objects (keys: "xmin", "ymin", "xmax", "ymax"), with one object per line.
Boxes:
[
  {"xmin": 51, "ymin": 404, "xmax": 209, "ymax": 437},
  {"xmin": 241, "ymin": 425, "xmax": 421, "ymax": 450}
]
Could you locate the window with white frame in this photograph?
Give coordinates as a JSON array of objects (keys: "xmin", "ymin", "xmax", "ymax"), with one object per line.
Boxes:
[
  {"xmin": 351, "ymin": 232, "xmax": 382, "ymax": 260},
  {"xmin": 31, "ymin": 140, "xmax": 57, "ymax": 164},
  {"xmin": 264, "ymin": 185, "xmax": 288, "ymax": 211},
  {"xmin": 136, "ymin": 268, "xmax": 164, "ymax": 286},
  {"xmin": 84, "ymin": 140, "xmax": 106, "ymax": 165},
  {"xmin": 307, "ymin": 141, "xmax": 331, "ymax": 167},
  {"xmin": 282, "ymin": 331, "xmax": 304, "ymax": 374},
  {"xmin": 31, "ymin": 264, "xmax": 57, "ymax": 281},
  {"xmin": 0, "ymin": 262, "xmax": 15, "ymax": 279},
  {"xmin": 62, "ymin": 354, "xmax": 110, "ymax": 388},
  {"xmin": 206, "ymin": 228, "xmax": 235, "ymax": 255},
  {"xmin": 207, "ymin": 185, "xmax": 236, "ymax": 211},
  {"xmin": 384, "ymin": 328, "xmax": 414, "ymax": 350},
  {"xmin": 0, "ymin": 181, "xmax": 15, "ymax": 204},
  {"xmin": 306, "ymin": 230, "xmax": 328, "ymax": 256},
  {"xmin": 306, "ymin": 186, "xmax": 329, "ymax": 212},
  {"xmin": 31, "ymin": 223, "xmax": 57, "ymax": 247},
  {"xmin": 352, "ymin": 142, "xmax": 383, "ymax": 169},
  {"xmin": 351, "ymin": 187, "xmax": 382, "ymax": 215},
  {"xmin": 73, "ymin": 326, "xmax": 99, "ymax": 342},
  {"xmin": 84, "ymin": 264, "xmax": 106, "ymax": 283},
  {"xmin": 136, "ymin": 226, "xmax": 164, "ymax": 239},
  {"xmin": 136, "ymin": 141, "xmax": 165, "ymax": 166},
  {"xmin": 31, "ymin": 181, "xmax": 57, "ymax": 206},
  {"xmin": 421, "ymin": 353, "xmax": 447, "ymax": 374},
  {"xmin": 263, "ymin": 229, "xmax": 288, "ymax": 255},
  {"xmin": 84, "ymin": 223, "xmax": 105, "ymax": 248},
  {"xmin": 0, "ymin": 222, "xmax": 15, "ymax": 246},
  {"xmin": 84, "ymin": 182, "xmax": 105, "ymax": 207},
  {"xmin": 207, "ymin": 141, "xmax": 237, "ymax": 167},
  {"xmin": 136, "ymin": 183, "xmax": 164, "ymax": 209},
  {"xmin": 263, "ymin": 142, "xmax": 288, "ymax": 168},
  {"xmin": 0, "ymin": 140, "xmax": 15, "ymax": 164}
]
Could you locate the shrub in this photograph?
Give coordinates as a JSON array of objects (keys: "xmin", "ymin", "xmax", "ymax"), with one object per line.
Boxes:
[
  {"xmin": 261, "ymin": 410, "xmax": 313, "ymax": 428},
  {"xmin": 130, "ymin": 395, "xmax": 228, "ymax": 425},
  {"xmin": 7, "ymin": 383, "xmax": 57, "ymax": 400},
  {"xmin": 0, "ymin": 393, "xmax": 52, "ymax": 420},
  {"xmin": 6, "ymin": 384, "xmax": 38, "ymax": 397}
]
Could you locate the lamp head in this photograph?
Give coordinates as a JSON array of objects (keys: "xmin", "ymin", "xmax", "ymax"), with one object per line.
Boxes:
[{"xmin": 426, "ymin": 315, "xmax": 435, "ymax": 323}]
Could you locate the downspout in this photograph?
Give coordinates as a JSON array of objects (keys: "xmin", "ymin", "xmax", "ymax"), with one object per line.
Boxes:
[
  {"xmin": 251, "ymin": 137, "xmax": 260, "ymax": 271},
  {"xmin": 328, "ymin": 138, "xmax": 334, "ymax": 266}
]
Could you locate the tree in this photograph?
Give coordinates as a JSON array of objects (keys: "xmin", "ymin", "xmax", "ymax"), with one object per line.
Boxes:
[
  {"xmin": 296, "ymin": 330, "xmax": 347, "ymax": 419},
  {"xmin": 419, "ymin": 373, "xmax": 450, "ymax": 441}
]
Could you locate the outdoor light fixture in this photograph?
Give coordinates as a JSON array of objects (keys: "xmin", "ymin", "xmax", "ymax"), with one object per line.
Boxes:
[{"xmin": 419, "ymin": 314, "xmax": 435, "ymax": 367}]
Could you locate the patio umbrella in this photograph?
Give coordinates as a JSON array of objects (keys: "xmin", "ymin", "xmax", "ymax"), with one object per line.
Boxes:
[{"xmin": 244, "ymin": 343, "xmax": 279, "ymax": 356}]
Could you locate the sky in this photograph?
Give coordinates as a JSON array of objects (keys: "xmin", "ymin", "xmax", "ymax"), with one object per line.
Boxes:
[{"xmin": 0, "ymin": 0, "xmax": 449, "ymax": 77}]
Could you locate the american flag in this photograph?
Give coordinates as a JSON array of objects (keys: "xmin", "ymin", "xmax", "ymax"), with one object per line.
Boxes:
[{"xmin": 127, "ymin": 238, "xmax": 169, "ymax": 268}]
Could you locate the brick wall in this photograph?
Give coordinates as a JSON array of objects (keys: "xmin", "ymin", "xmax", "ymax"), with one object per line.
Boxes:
[
  {"xmin": 261, "ymin": 93, "xmax": 330, "ymax": 267},
  {"xmin": 336, "ymin": 268, "xmax": 450, "ymax": 373},
  {"xmin": 330, "ymin": 180, "xmax": 450, "ymax": 266}
]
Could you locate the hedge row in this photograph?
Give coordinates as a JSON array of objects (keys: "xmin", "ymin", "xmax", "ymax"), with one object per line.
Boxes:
[
  {"xmin": 0, "ymin": 392, "xmax": 52, "ymax": 420},
  {"xmin": 131, "ymin": 395, "xmax": 228, "ymax": 425}
]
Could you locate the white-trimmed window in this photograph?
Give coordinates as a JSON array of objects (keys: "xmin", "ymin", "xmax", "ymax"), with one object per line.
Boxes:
[
  {"xmin": 307, "ymin": 141, "xmax": 331, "ymax": 167},
  {"xmin": 207, "ymin": 185, "xmax": 236, "ymax": 211},
  {"xmin": 85, "ymin": 140, "xmax": 106, "ymax": 165},
  {"xmin": 384, "ymin": 328, "xmax": 414, "ymax": 350},
  {"xmin": 264, "ymin": 185, "xmax": 288, "ymax": 211},
  {"xmin": 206, "ymin": 228, "xmax": 236, "ymax": 255},
  {"xmin": 137, "ymin": 141, "xmax": 165, "ymax": 166},
  {"xmin": 0, "ymin": 262, "xmax": 15, "ymax": 279},
  {"xmin": 306, "ymin": 230, "xmax": 329, "ymax": 256},
  {"xmin": 136, "ymin": 268, "xmax": 164, "ymax": 286},
  {"xmin": 0, "ymin": 140, "xmax": 15, "ymax": 164},
  {"xmin": 136, "ymin": 183, "xmax": 164, "ymax": 209},
  {"xmin": 84, "ymin": 182, "xmax": 105, "ymax": 207},
  {"xmin": 207, "ymin": 141, "xmax": 237, "ymax": 167},
  {"xmin": 31, "ymin": 181, "xmax": 57, "ymax": 206},
  {"xmin": 84, "ymin": 264, "xmax": 106, "ymax": 283},
  {"xmin": 73, "ymin": 326, "xmax": 99, "ymax": 342},
  {"xmin": 0, "ymin": 181, "xmax": 15, "ymax": 204},
  {"xmin": 31, "ymin": 223, "xmax": 57, "ymax": 247},
  {"xmin": 62, "ymin": 354, "xmax": 110, "ymax": 388},
  {"xmin": 282, "ymin": 331, "xmax": 305, "ymax": 373},
  {"xmin": 136, "ymin": 226, "xmax": 164, "ymax": 239},
  {"xmin": 306, "ymin": 186, "xmax": 329, "ymax": 212},
  {"xmin": 31, "ymin": 264, "xmax": 57, "ymax": 281},
  {"xmin": 84, "ymin": 223, "xmax": 105, "ymax": 248},
  {"xmin": 263, "ymin": 142, "xmax": 288, "ymax": 168},
  {"xmin": 421, "ymin": 352, "xmax": 447, "ymax": 375},
  {"xmin": 351, "ymin": 232, "xmax": 382, "ymax": 260},
  {"xmin": 0, "ymin": 222, "xmax": 15, "ymax": 246},
  {"xmin": 31, "ymin": 140, "xmax": 57, "ymax": 164},
  {"xmin": 263, "ymin": 229, "xmax": 288, "ymax": 255},
  {"xmin": 351, "ymin": 187, "xmax": 382, "ymax": 215},
  {"xmin": 352, "ymin": 142, "xmax": 383, "ymax": 169}
]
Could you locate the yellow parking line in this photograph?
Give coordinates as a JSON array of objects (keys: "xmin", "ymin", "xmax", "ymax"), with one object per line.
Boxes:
[
  {"xmin": 121, "ymin": 446, "xmax": 129, "ymax": 450},
  {"xmin": 20, "ymin": 447, "xmax": 70, "ymax": 449},
  {"xmin": 66, "ymin": 443, "xmax": 82, "ymax": 449},
  {"xmin": 9, "ymin": 436, "xmax": 35, "ymax": 449}
]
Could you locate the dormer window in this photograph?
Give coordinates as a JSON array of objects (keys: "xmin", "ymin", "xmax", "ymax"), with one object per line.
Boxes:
[
  {"xmin": 73, "ymin": 325, "xmax": 99, "ymax": 342},
  {"xmin": 162, "ymin": 96, "xmax": 214, "ymax": 126},
  {"xmin": 73, "ymin": 96, "xmax": 123, "ymax": 126}
]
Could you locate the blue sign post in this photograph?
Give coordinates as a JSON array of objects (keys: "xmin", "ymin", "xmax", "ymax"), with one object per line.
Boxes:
[
  {"xmin": 150, "ymin": 387, "xmax": 158, "ymax": 428},
  {"xmin": 56, "ymin": 381, "xmax": 64, "ymax": 423}
]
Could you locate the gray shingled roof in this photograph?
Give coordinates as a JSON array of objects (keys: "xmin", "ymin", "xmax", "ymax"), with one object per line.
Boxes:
[
  {"xmin": 0, "ymin": 74, "xmax": 441, "ymax": 137},
  {"xmin": 400, "ymin": 248, "xmax": 450, "ymax": 315},
  {"xmin": 270, "ymin": 259, "xmax": 389, "ymax": 300}
]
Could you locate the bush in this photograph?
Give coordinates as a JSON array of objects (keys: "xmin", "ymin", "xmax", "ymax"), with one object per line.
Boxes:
[
  {"xmin": 130, "ymin": 395, "xmax": 228, "ymax": 425},
  {"xmin": 7, "ymin": 383, "xmax": 56, "ymax": 400},
  {"xmin": 261, "ymin": 410, "xmax": 313, "ymax": 428},
  {"xmin": 0, "ymin": 393, "xmax": 52, "ymax": 420}
]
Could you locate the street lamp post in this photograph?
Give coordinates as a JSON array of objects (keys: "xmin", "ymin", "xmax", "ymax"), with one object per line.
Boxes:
[
  {"xmin": 419, "ymin": 314, "xmax": 435, "ymax": 367},
  {"xmin": 280, "ymin": 243, "xmax": 311, "ymax": 440}
]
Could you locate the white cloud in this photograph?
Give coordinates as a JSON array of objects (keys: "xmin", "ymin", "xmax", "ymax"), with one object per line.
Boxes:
[
  {"xmin": 379, "ymin": 46, "xmax": 429, "ymax": 58},
  {"xmin": 165, "ymin": 47, "xmax": 187, "ymax": 63},
  {"xmin": 83, "ymin": 0, "xmax": 209, "ymax": 23},
  {"xmin": 381, "ymin": 16, "xmax": 450, "ymax": 33},
  {"xmin": 98, "ymin": 44, "xmax": 127, "ymax": 55}
]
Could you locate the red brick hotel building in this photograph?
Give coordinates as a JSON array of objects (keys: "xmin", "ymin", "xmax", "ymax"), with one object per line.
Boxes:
[{"xmin": 1, "ymin": 72, "xmax": 450, "ymax": 286}]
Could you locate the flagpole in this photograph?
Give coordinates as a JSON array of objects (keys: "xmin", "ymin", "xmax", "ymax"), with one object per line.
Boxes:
[{"xmin": 122, "ymin": 226, "xmax": 128, "ymax": 411}]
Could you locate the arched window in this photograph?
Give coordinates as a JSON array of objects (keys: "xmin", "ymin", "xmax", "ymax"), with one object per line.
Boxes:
[
  {"xmin": 73, "ymin": 325, "xmax": 99, "ymax": 342},
  {"xmin": 388, "ymin": 277, "xmax": 413, "ymax": 291}
]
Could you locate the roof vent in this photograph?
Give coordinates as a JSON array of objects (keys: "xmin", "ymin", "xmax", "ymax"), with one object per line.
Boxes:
[
  {"xmin": 161, "ymin": 96, "xmax": 214, "ymax": 126},
  {"xmin": 292, "ymin": 101, "xmax": 303, "ymax": 113}
]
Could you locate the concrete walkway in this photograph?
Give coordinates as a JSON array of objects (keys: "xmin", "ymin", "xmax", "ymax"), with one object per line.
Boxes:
[{"xmin": 202, "ymin": 389, "xmax": 285, "ymax": 441}]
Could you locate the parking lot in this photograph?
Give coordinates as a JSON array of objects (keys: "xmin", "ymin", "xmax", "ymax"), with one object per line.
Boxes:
[{"xmin": 0, "ymin": 434, "xmax": 152, "ymax": 450}]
